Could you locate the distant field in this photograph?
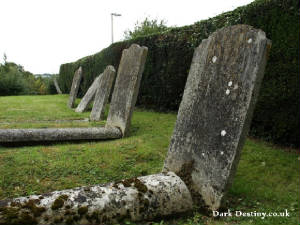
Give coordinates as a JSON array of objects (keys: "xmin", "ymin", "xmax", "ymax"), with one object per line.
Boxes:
[{"xmin": 0, "ymin": 95, "xmax": 299, "ymax": 225}]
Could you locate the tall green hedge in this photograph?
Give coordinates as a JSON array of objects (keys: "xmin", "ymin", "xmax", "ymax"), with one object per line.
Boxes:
[{"xmin": 59, "ymin": 0, "xmax": 299, "ymax": 147}]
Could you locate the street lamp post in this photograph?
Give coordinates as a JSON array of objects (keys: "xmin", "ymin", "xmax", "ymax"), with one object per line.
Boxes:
[{"xmin": 111, "ymin": 13, "xmax": 121, "ymax": 44}]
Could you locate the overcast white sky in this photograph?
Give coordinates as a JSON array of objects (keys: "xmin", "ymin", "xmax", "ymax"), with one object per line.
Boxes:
[{"xmin": 0, "ymin": 0, "xmax": 254, "ymax": 74}]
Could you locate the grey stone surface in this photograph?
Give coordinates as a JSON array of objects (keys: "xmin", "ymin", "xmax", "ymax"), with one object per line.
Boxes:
[
  {"xmin": 68, "ymin": 66, "xmax": 83, "ymax": 108},
  {"xmin": 75, "ymin": 75, "xmax": 101, "ymax": 113},
  {"xmin": 53, "ymin": 78, "xmax": 62, "ymax": 94},
  {"xmin": 0, "ymin": 127, "xmax": 122, "ymax": 142},
  {"xmin": 90, "ymin": 66, "xmax": 116, "ymax": 121},
  {"xmin": 106, "ymin": 44, "xmax": 148, "ymax": 136},
  {"xmin": 0, "ymin": 172, "xmax": 193, "ymax": 225},
  {"xmin": 163, "ymin": 25, "xmax": 271, "ymax": 211}
]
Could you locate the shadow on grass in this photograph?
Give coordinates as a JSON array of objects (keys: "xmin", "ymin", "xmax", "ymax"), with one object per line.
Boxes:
[{"xmin": 0, "ymin": 138, "xmax": 119, "ymax": 148}]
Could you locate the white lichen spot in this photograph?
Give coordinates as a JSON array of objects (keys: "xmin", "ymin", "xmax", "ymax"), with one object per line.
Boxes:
[
  {"xmin": 212, "ymin": 56, "xmax": 217, "ymax": 63},
  {"xmin": 221, "ymin": 130, "xmax": 226, "ymax": 136},
  {"xmin": 234, "ymin": 84, "xmax": 238, "ymax": 90},
  {"xmin": 228, "ymin": 81, "xmax": 233, "ymax": 87},
  {"xmin": 220, "ymin": 151, "xmax": 224, "ymax": 155},
  {"xmin": 247, "ymin": 38, "xmax": 253, "ymax": 43},
  {"xmin": 202, "ymin": 153, "xmax": 205, "ymax": 157},
  {"xmin": 225, "ymin": 89, "xmax": 230, "ymax": 95}
]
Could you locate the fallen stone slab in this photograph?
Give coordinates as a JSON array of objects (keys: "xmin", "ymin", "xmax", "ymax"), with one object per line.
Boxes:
[
  {"xmin": 75, "ymin": 75, "xmax": 102, "ymax": 113},
  {"xmin": 0, "ymin": 172, "xmax": 193, "ymax": 225},
  {"xmin": 163, "ymin": 25, "xmax": 271, "ymax": 211},
  {"xmin": 68, "ymin": 66, "xmax": 83, "ymax": 108},
  {"xmin": 0, "ymin": 127, "xmax": 121, "ymax": 143},
  {"xmin": 53, "ymin": 78, "xmax": 62, "ymax": 94},
  {"xmin": 106, "ymin": 44, "xmax": 148, "ymax": 136},
  {"xmin": 90, "ymin": 66, "xmax": 116, "ymax": 121}
]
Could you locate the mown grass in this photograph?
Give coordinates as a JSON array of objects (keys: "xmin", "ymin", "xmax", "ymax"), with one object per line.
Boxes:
[{"xmin": 0, "ymin": 95, "xmax": 299, "ymax": 225}]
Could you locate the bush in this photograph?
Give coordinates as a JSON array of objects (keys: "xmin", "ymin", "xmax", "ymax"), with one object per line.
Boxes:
[
  {"xmin": 0, "ymin": 62, "xmax": 54, "ymax": 96},
  {"xmin": 58, "ymin": 0, "xmax": 299, "ymax": 147},
  {"xmin": 124, "ymin": 17, "xmax": 170, "ymax": 40},
  {"xmin": 0, "ymin": 63, "xmax": 29, "ymax": 95}
]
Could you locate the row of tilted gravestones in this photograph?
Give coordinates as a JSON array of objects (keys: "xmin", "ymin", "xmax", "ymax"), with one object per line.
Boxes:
[
  {"xmin": 0, "ymin": 25, "xmax": 271, "ymax": 225},
  {"xmin": 67, "ymin": 43, "xmax": 147, "ymax": 132}
]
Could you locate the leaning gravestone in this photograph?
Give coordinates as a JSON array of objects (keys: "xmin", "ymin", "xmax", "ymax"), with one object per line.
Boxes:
[
  {"xmin": 53, "ymin": 78, "xmax": 62, "ymax": 94},
  {"xmin": 106, "ymin": 44, "xmax": 148, "ymax": 136},
  {"xmin": 68, "ymin": 66, "xmax": 83, "ymax": 108},
  {"xmin": 90, "ymin": 66, "xmax": 116, "ymax": 121},
  {"xmin": 163, "ymin": 25, "xmax": 271, "ymax": 211},
  {"xmin": 75, "ymin": 75, "xmax": 101, "ymax": 113}
]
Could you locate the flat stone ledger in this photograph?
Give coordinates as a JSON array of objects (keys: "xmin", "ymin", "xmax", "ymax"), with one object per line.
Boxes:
[
  {"xmin": 106, "ymin": 44, "xmax": 148, "ymax": 136},
  {"xmin": 53, "ymin": 78, "xmax": 62, "ymax": 94},
  {"xmin": 75, "ymin": 75, "xmax": 102, "ymax": 113},
  {"xmin": 68, "ymin": 66, "xmax": 83, "ymax": 108},
  {"xmin": 163, "ymin": 25, "xmax": 271, "ymax": 211},
  {"xmin": 90, "ymin": 66, "xmax": 116, "ymax": 121}
]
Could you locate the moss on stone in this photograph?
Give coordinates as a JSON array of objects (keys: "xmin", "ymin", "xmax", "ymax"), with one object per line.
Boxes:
[
  {"xmin": 51, "ymin": 198, "xmax": 64, "ymax": 210},
  {"xmin": 65, "ymin": 217, "xmax": 74, "ymax": 225},
  {"xmin": 120, "ymin": 177, "xmax": 148, "ymax": 193},
  {"xmin": 19, "ymin": 212, "xmax": 38, "ymax": 225},
  {"xmin": 78, "ymin": 206, "xmax": 88, "ymax": 215},
  {"xmin": 59, "ymin": 195, "xmax": 69, "ymax": 200},
  {"xmin": 133, "ymin": 178, "xmax": 148, "ymax": 193},
  {"xmin": 51, "ymin": 194, "xmax": 69, "ymax": 210},
  {"xmin": 10, "ymin": 201, "xmax": 22, "ymax": 208},
  {"xmin": 53, "ymin": 216, "xmax": 63, "ymax": 223},
  {"xmin": 44, "ymin": 216, "xmax": 49, "ymax": 221},
  {"xmin": 73, "ymin": 215, "xmax": 80, "ymax": 221},
  {"xmin": 22, "ymin": 199, "xmax": 46, "ymax": 217},
  {"xmin": 0, "ymin": 207, "xmax": 19, "ymax": 221}
]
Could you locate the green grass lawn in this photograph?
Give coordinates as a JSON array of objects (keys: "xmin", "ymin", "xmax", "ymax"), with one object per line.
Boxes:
[{"xmin": 0, "ymin": 95, "xmax": 299, "ymax": 225}]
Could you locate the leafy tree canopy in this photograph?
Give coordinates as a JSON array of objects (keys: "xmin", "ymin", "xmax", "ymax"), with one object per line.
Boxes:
[{"xmin": 124, "ymin": 17, "xmax": 171, "ymax": 40}]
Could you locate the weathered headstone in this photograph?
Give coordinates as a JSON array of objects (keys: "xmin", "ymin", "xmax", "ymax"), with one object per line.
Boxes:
[
  {"xmin": 75, "ymin": 75, "xmax": 101, "ymax": 113},
  {"xmin": 53, "ymin": 78, "xmax": 62, "ymax": 94},
  {"xmin": 0, "ymin": 127, "xmax": 122, "ymax": 142},
  {"xmin": 106, "ymin": 44, "xmax": 148, "ymax": 136},
  {"xmin": 68, "ymin": 66, "xmax": 83, "ymax": 108},
  {"xmin": 90, "ymin": 66, "xmax": 116, "ymax": 121},
  {"xmin": 0, "ymin": 172, "xmax": 192, "ymax": 225},
  {"xmin": 163, "ymin": 25, "xmax": 271, "ymax": 211}
]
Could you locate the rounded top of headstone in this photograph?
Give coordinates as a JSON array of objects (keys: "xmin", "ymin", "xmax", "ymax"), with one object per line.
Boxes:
[
  {"xmin": 209, "ymin": 24, "xmax": 267, "ymax": 42},
  {"xmin": 106, "ymin": 65, "xmax": 116, "ymax": 72},
  {"xmin": 129, "ymin": 43, "xmax": 148, "ymax": 52}
]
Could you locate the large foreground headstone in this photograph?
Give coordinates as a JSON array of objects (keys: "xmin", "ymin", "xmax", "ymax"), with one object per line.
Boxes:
[
  {"xmin": 163, "ymin": 25, "xmax": 271, "ymax": 211},
  {"xmin": 53, "ymin": 78, "xmax": 62, "ymax": 94},
  {"xmin": 106, "ymin": 44, "xmax": 148, "ymax": 136},
  {"xmin": 68, "ymin": 66, "xmax": 83, "ymax": 108},
  {"xmin": 90, "ymin": 66, "xmax": 116, "ymax": 121},
  {"xmin": 75, "ymin": 75, "xmax": 101, "ymax": 113}
]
